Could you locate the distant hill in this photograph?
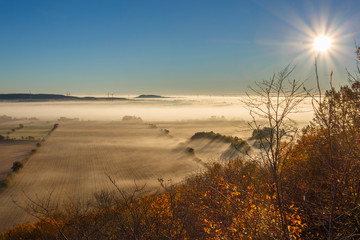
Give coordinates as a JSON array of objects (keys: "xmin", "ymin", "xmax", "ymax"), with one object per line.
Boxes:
[
  {"xmin": 0, "ymin": 94, "xmax": 127, "ymax": 101},
  {"xmin": 135, "ymin": 94, "xmax": 166, "ymax": 98}
]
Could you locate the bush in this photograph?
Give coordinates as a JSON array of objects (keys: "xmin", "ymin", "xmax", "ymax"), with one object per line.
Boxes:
[
  {"xmin": 1, "ymin": 177, "xmax": 12, "ymax": 188},
  {"xmin": 11, "ymin": 161, "xmax": 23, "ymax": 172},
  {"xmin": 186, "ymin": 147, "xmax": 195, "ymax": 155},
  {"xmin": 161, "ymin": 129, "xmax": 170, "ymax": 135}
]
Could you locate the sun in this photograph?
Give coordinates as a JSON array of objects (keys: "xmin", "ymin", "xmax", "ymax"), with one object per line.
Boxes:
[{"xmin": 313, "ymin": 35, "xmax": 332, "ymax": 52}]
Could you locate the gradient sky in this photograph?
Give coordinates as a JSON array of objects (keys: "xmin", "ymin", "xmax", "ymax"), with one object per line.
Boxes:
[{"xmin": 1, "ymin": 0, "xmax": 360, "ymax": 95}]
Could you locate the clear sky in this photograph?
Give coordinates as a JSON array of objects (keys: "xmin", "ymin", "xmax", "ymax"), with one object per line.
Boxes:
[{"xmin": 0, "ymin": 0, "xmax": 359, "ymax": 95}]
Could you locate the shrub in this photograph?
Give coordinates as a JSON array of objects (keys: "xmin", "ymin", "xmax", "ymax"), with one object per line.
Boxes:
[
  {"xmin": 186, "ymin": 147, "xmax": 195, "ymax": 155},
  {"xmin": 11, "ymin": 161, "xmax": 23, "ymax": 172},
  {"xmin": 161, "ymin": 129, "xmax": 170, "ymax": 135},
  {"xmin": 1, "ymin": 177, "xmax": 12, "ymax": 188}
]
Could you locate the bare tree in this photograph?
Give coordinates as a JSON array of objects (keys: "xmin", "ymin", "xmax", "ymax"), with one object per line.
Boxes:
[
  {"xmin": 244, "ymin": 65, "xmax": 308, "ymax": 237},
  {"xmin": 306, "ymin": 55, "xmax": 360, "ymax": 240}
]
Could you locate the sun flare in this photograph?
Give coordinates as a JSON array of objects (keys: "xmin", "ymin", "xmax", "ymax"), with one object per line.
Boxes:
[{"xmin": 313, "ymin": 35, "xmax": 332, "ymax": 52}]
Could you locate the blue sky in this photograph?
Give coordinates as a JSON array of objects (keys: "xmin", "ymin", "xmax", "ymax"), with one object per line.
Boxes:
[{"xmin": 0, "ymin": 0, "xmax": 359, "ymax": 95}]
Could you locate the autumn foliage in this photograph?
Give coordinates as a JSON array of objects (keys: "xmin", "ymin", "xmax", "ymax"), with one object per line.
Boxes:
[
  {"xmin": 282, "ymin": 80, "xmax": 360, "ymax": 239},
  {"xmin": 0, "ymin": 158, "xmax": 305, "ymax": 240}
]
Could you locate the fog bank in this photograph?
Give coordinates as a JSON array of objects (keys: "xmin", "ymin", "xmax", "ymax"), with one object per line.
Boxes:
[{"xmin": 0, "ymin": 96, "xmax": 314, "ymax": 123}]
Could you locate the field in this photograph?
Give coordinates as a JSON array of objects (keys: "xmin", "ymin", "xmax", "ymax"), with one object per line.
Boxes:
[
  {"xmin": 8, "ymin": 125, "xmax": 54, "ymax": 140},
  {"xmin": 0, "ymin": 120, "xmax": 54, "ymax": 183},
  {"xmin": 0, "ymin": 141, "xmax": 36, "ymax": 182},
  {"xmin": 0, "ymin": 119, "xmax": 254, "ymax": 232},
  {"xmin": 0, "ymin": 98, "xmax": 313, "ymax": 232}
]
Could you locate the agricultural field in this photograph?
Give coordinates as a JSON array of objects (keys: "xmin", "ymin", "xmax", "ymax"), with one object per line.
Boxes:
[
  {"xmin": 0, "ymin": 119, "xmax": 27, "ymax": 136},
  {"xmin": 0, "ymin": 141, "xmax": 36, "ymax": 182},
  {"xmin": 0, "ymin": 119, "xmax": 55, "ymax": 184},
  {"xmin": 8, "ymin": 124, "xmax": 54, "ymax": 140},
  {"xmin": 0, "ymin": 119, "xmax": 251, "ymax": 232},
  {"xmin": 0, "ymin": 119, "xmax": 54, "ymax": 140}
]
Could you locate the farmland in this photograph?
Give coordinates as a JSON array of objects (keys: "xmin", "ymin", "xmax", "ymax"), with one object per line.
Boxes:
[
  {"xmin": 0, "ymin": 97, "xmax": 313, "ymax": 233},
  {"xmin": 0, "ymin": 119, "xmax": 252, "ymax": 232},
  {"xmin": 0, "ymin": 141, "xmax": 36, "ymax": 182},
  {"xmin": 0, "ymin": 119, "xmax": 55, "ymax": 182}
]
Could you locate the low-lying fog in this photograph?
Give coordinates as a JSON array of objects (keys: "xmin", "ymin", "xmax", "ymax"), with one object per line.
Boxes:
[
  {"xmin": 0, "ymin": 95, "xmax": 314, "ymax": 123},
  {"xmin": 0, "ymin": 95, "xmax": 315, "ymax": 232}
]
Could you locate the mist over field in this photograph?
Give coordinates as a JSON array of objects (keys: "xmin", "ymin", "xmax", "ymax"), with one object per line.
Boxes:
[
  {"xmin": 0, "ymin": 95, "xmax": 314, "ymax": 123},
  {"xmin": 0, "ymin": 95, "xmax": 315, "ymax": 232}
]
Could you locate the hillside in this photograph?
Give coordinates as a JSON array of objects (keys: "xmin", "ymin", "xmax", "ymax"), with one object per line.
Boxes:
[
  {"xmin": 136, "ymin": 94, "xmax": 165, "ymax": 98},
  {"xmin": 0, "ymin": 94, "xmax": 127, "ymax": 101}
]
